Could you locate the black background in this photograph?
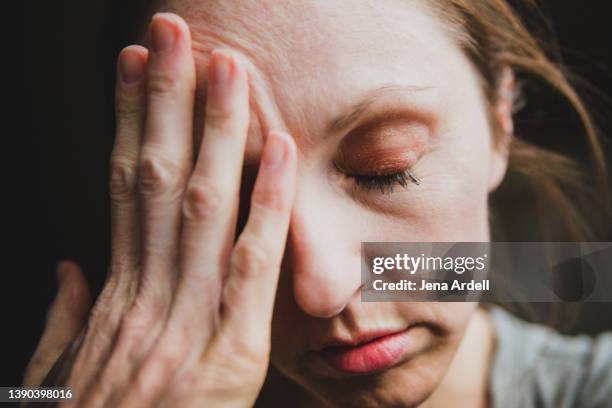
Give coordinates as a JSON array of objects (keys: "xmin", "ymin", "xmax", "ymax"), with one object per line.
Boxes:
[{"xmin": 8, "ymin": 0, "xmax": 612, "ymax": 387}]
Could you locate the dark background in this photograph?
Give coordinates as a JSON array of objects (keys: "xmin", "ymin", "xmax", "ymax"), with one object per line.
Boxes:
[{"xmin": 8, "ymin": 0, "xmax": 612, "ymax": 387}]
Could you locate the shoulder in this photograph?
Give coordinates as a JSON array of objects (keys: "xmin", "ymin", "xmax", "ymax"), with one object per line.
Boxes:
[{"xmin": 488, "ymin": 306, "xmax": 612, "ymax": 408}]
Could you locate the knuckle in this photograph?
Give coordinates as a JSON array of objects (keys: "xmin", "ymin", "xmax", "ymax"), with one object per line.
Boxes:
[
  {"xmin": 121, "ymin": 307, "xmax": 154, "ymax": 337},
  {"xmin": 146, "ymin": 59, "xmax": 196, "ymax": 99},
  {"xmin": 147, "ymin": 346, "xmax": 183, "ymax": 380},
  {"xmin": 213, "ymin": 334, "xmax": 270, "ymax": 380},
  {"xmin": 251, "ymin": 185, "xmax": 288, "ymax": 213},
  {"xmin": 87, "ymin": 284, "xmax": 118, "ymax": 334},
  {"xmin": 134, "ymin": 362, "xmax": 167, "ymax": 401},
  {"xmin": 133, "ymin": 338, "xmax": 191, "ymax": 400},
  {"xmin": 205, "ymin": 105, "xmax": 234, "ymax": 129},
  {"xmin": 244, "ymin": 347, "xmax": 270, "ymax": 374},
  {"xmin": 138, "ymin": 153, "xmax": 185, "ymax": 198},
  {"xmin": 181, "ymin": 181, "xmax": 225, "ymax": 222},
  {"xmin": 234, "ymin": 338, "xmax": 270, "ymax": 368},
  {"xmin": 147, "ymin": 72, "xmax": 182, "ymax": 98},
  {"xmin": 86, "ymin": 311, "xmax": 116, "ymax": 349},
  {"xmin": 120, "ymin": 291, "xmax": 168, "ymax": 338},
  {"xmin": 109, "ymin": 157, "xmax": 138, "ymax": 201},
  {"xmin": 115, "ymin": 92, "xmax": 143, "ymax": 120},
  {"xmin": 231, "ymin": 238, "xmax": 270, "ymax": 278},
  {"xmin": 109, "ymin": 256, "xmax": 140, "ymax": 283}
]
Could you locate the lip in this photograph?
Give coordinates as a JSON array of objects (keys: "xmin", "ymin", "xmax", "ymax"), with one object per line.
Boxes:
[{"xmin": 316, "ymin": 328, "xmax": 412, "ymax": 374}]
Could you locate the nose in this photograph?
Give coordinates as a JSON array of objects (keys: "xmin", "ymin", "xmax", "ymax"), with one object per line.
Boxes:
[{"xmin": 286, "ymin": 184, "xmax": 363, "ymax": 318}]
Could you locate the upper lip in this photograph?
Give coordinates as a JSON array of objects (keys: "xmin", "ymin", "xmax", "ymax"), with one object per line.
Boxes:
[{"xmin": 312, "ymin": 327, "xmax": 409, "ymax": 351}]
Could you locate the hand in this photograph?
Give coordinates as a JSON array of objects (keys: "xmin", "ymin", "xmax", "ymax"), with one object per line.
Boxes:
[{"xmin": 23, "ymin": 12, "xmax": 297, "ymax": 408}]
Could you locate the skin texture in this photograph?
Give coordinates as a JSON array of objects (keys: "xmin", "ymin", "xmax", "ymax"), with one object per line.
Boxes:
[{"xmin": 24, "ymin": 1, "xmax": 513, "ymax": 407}]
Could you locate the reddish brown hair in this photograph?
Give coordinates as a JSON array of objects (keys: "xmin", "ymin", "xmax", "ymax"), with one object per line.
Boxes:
[{"xmin": 431, "ymin": 0, "xmax": 610, "ymax": 240}]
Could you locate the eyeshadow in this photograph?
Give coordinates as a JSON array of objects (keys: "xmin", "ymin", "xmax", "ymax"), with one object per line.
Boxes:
[{"xmin": 337, "ymin": 121, "xmax": 428, "ymax": 174}]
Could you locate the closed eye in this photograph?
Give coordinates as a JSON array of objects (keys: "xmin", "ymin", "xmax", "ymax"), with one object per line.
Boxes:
[{"xmin": 349, "ymin": 169, "xmax": 421, "ymax": 194}]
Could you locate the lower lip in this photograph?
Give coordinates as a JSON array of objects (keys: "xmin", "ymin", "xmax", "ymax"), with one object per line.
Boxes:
[{"xmin": 318, "ymin": 329, "xmax": 412, "ymax": 374}]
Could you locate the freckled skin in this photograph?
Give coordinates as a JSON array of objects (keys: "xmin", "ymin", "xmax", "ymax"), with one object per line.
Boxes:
[{"xmin": 156, "ymin": 0, "xmax": 508, "ymax": 406}]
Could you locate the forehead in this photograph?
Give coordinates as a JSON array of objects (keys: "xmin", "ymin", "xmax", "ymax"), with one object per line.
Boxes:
[{"xmin": 161, "ymin": 0, "xmax": 465, "ymax": 143}]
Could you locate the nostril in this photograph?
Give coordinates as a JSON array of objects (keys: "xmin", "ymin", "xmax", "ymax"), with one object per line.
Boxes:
[
  {"xmin": 295, "ymin": 293, "xmax": 346, "ymax": 319},
  {"xmin": 292, "ymin": 273, "xmax": 353, "ymax": 319}
]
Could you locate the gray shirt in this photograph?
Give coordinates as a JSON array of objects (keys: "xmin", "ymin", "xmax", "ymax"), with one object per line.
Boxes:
[{"xmin": 489, "ymin": 307, "xmax": 612, "ymax": 408}]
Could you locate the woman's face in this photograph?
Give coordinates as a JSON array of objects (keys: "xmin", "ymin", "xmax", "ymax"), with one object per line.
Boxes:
[{"xmin": 161, "ymin": 0, "xmax": 508, "ymax": 405}]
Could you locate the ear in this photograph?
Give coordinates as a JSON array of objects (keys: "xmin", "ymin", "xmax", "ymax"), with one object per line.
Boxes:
[{"xmin": 488, "ymin": 66, "xmax": 515, "ymax": 192}]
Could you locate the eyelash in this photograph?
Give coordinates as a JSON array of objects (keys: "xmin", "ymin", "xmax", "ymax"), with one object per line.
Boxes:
[{"xmin": 349, "ymin": 169, "xmax": 421, "ymax": 194}]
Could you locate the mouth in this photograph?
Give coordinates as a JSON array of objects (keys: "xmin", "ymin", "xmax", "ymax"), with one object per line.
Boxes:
[{"xmin": 315, "ymin": 328, "xmax": 413, "ymax": 375}]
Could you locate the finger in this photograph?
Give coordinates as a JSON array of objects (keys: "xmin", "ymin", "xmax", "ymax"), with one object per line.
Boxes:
[
  {"xmin": 221, "ymin": 131, "xmax": 297, "ymax": 339},
  {"xmin": 133, "ymin": 52, "xmax": 251, "ymax": 404},
  {"xmin": 64, "ymin": 46, "xmax": 148, "ymax": 408},
  {"xmin": 109, "ymin": 45, "xmax": 147, "ymax": 282},
  {"xmin": 171, "ymin": 50, "xmax": 249, "ymax": 322},
  {"xmin": 77, "ymin": 16, "xmax": 197, "ymax": 407},
  {"xmin": 23, "ymin": 261, "xmax": 91, "ymax": 387},
  {"xmin": 71, "ymin": 47, "xmax": 147, "ymax": 394},
  {"xmin": 139, "ymin": 13, "xmax": 196, "ymax": 294}
]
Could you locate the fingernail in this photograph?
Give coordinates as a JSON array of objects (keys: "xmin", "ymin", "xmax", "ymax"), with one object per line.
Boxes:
[
  {"xmin": 210, "ymin": 51, "xmax": 232, "ymax": 85},
  {"xmin": 119, "ymin": 48, "xmax": 145, "ymax": 84},
  {"xmin": 57, "ymin": 261, "xmax": 71, "ymax": 284},
  {"xmin": 151, "ymin": 14, "xmax": 176, "ymax": 53},
  {"xmin": 263, "ymin": 132, "xmax": 287, "ymax": 168}
]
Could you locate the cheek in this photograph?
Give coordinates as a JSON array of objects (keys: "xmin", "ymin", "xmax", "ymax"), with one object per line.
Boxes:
[
  {"xmin": 427, "ymin": 101, "xmax": 494, "ymax": 239},
  {"xmin": 398, "ymin": 303, "xmax": 478, "ymax": 336},
  {"xmin": 360, "ymin": 148, "xmax": 492, "ymax": 242}
]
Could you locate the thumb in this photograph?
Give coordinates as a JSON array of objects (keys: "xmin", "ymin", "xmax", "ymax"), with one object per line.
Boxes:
[{"xmin": 23, "ymin": 260, "xmax": 92, "ymax": 387}]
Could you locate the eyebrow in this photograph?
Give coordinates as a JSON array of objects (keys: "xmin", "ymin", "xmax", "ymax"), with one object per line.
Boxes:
[{"xmin": 326, "ymin": 84, "xmax": 435, "ymax": 134}]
